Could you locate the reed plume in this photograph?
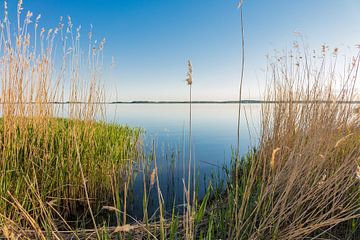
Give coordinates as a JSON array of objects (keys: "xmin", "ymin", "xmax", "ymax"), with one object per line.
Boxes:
[{"xmin": 184, "ymin": 59, "xmax": 194, "ymax": 239}]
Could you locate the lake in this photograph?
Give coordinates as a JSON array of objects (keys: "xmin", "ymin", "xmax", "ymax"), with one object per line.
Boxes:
[{"xmin": 105, "ymin": 103, "xmax": 262, "ymax": 219}]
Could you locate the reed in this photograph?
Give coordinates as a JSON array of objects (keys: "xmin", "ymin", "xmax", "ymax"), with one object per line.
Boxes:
[
  {"xmin": 0, "ymin": 0, "xmax": 140, "ymax": 237},
  {"xmin": 234, "ymin": 0, "xmax": 246, "ymax": 233},
  {"xmin": 184, "ymin": 59, "xmax": 195, "ymax": 239},
  {"xmin": 204, "ymin": 43, "xmax": 360, "ymax": 239},
  {"xmin": 2, "ymin": 1, "xmax": 360, "ymax": 239}
]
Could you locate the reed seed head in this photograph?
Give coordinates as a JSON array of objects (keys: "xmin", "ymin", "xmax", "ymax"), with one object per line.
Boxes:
[
  {"xmin": 186, "ymin": 60, "xmax": 193, "ymax": 86},
  {"xmin": 270, "ymin": 147, "xmax": 281, "ymax": 171}
]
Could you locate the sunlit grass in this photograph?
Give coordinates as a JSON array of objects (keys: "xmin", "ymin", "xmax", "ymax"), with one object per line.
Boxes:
[
  {"xmin": 201, "ymin": 43, "xmax": 360, "ymax": 239},
  {"xmin": 1, "ymin": 0, "xmax": 360, "ymax": 239},
  {"xmin": 0, "ymin": 1, "xmax": 141, "ymax": 238},
  {"xmin": 0, "ymin": 117, "xmax": 140, "ymax": 223}
]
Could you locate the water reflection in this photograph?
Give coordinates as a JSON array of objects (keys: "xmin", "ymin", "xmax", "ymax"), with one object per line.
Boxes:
[{"xmin": 106, "ymin": 103, "xmax": 261, "ymax": 219}]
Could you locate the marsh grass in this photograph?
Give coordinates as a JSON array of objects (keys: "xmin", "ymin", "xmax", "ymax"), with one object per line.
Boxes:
[
  {"xmin": 133, "ymin": 43, "xmax": 360, "ymax": 240},
  {"xmin": 135, "ymin": 44, "xmax": 360, "ymax": 240},
  {"xmin": 1, "ymin": 1, "xmax": 360, "ymax": 239},
  {"xmin": 0, "ymin": 1, "xmax": 141, "ymax": 238},
  {"xmin": 201, "ymin": 43, "xmax": 360, "ymax": 240}
]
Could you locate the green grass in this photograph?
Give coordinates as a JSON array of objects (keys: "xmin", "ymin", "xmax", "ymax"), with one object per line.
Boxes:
[
  {"xmin": 0, "ymin": 117, "xmax": 141, "ymax": 231},
  {"xmin": 1, "ymin": 1, "xmax": 360, "ymax": 239}
]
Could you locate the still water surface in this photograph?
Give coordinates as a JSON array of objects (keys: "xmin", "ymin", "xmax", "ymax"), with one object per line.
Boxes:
[{"xmin": 106, "ymin": 103, "xmax": 261, "ymax": 218}]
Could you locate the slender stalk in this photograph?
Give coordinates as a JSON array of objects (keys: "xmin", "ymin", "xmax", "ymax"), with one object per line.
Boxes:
[
  {"xmin": 73, "ymin": 130, "xmax": 100, "ymax": 239},
  {"xmin": 153, "ymin": 141, "xmax": 165, "ymax": 240},
  {"xmin": 234, "ymin": 0, "xmax": 246, "ymax": 232},
  {"xmin": 185, "ymin": 60, "xmax": 193, "ymax": 239},
  {"xmin": 188, "ymin": 84, "xmax": 192, "ymax": 237},
  {"xmin": 187, "ymin": 86, "xmax": 192, "ymax": 201},
  {"xmin": 182, "ymin": 123, "xmax": 186, "ymax": 233}
]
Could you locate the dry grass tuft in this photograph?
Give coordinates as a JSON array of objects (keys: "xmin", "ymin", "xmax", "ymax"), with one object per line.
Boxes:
[{"xmin": 228, "ymin": 43, "xmax": 360, "ymax": 239}]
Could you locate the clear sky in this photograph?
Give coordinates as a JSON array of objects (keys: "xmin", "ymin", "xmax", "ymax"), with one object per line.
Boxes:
[{"xmin": 5, "ymin": 0, "xmax": 360, "ymax": 101}]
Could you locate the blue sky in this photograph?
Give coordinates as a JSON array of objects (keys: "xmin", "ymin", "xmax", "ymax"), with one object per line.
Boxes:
[{"xmin": 5, "ymin": 0, "xmax": 360, "ymax": 101}]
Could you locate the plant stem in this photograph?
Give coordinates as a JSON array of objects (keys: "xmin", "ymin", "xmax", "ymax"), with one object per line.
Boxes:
[{"xmin": 235, "ymin": 1, "xmax": 245, "ymax": 233}]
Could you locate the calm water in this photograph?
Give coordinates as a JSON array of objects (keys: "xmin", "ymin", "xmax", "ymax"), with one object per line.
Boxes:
[{"xmin": 106, "ymin": 103, "xmax": 262, "ymax": 219}]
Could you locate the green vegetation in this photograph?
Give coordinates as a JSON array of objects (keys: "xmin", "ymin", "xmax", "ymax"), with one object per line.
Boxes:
[
  {"xmin": 1, "ymin": 1, "xmax": 360, "ymax": 239},
  {"xmin": 0, "ymin": 1, "xmax": 141, "ymax": 238},
  {"xmin": 0, "ymin": 117, "xmax": 140, "ymax": 228},
  {"xmin": 114, "ymin": 43, "xmax": 360, "ymax": 240}
]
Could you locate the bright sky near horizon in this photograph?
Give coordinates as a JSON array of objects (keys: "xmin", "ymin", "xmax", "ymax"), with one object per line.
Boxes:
[{"xmin": 3, "ymin": 0, "xmax": 360, "ymax": 101}]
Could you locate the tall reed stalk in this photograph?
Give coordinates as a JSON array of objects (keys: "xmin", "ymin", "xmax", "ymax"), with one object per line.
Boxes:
[
  {"xmin": 185, "ymin": 59, "xmax": 194, "ymax": 239},
  {"xmin": 234, "ymin": 0, "xmax": 246, "ymax": 236}
]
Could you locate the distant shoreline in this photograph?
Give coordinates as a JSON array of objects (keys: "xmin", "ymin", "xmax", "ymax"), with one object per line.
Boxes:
[
  {"xmin": 1, "ymin": 100, "xmax": 360, "ymax": 104},
  {"xmin": 108, "ymin": 100, "xmax": 360, "ymax": 104}
]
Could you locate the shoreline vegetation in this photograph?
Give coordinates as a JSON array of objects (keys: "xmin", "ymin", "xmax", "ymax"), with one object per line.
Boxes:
[
  {"xmin": 0, "ymin": 1, "xmax": 142, "ymax": 239},
  {"xmin": 1, "ymin": 1, "xmax": 360, "ymax": 239}
]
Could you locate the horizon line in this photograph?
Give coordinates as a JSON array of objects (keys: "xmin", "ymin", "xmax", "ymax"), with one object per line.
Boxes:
[{"xmin": 1, "ymin": 100, "xmax": 359, "ymax": 104}]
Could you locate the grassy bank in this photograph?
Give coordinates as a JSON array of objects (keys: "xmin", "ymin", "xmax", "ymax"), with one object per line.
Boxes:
[
  {"xmin": 189, "ymin": 46, "xmax": 360, "ymax": 239},
  {"xmin": 0, "ymin": 117, "xmax": 140, "ymax": 230},
  {"xmin": 1, "ymin": 1, "xmax": 360, "ymax": 239},
  {"xmin": 0, "ymin": 1, "xmax": 142, "ymax": 238}
]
